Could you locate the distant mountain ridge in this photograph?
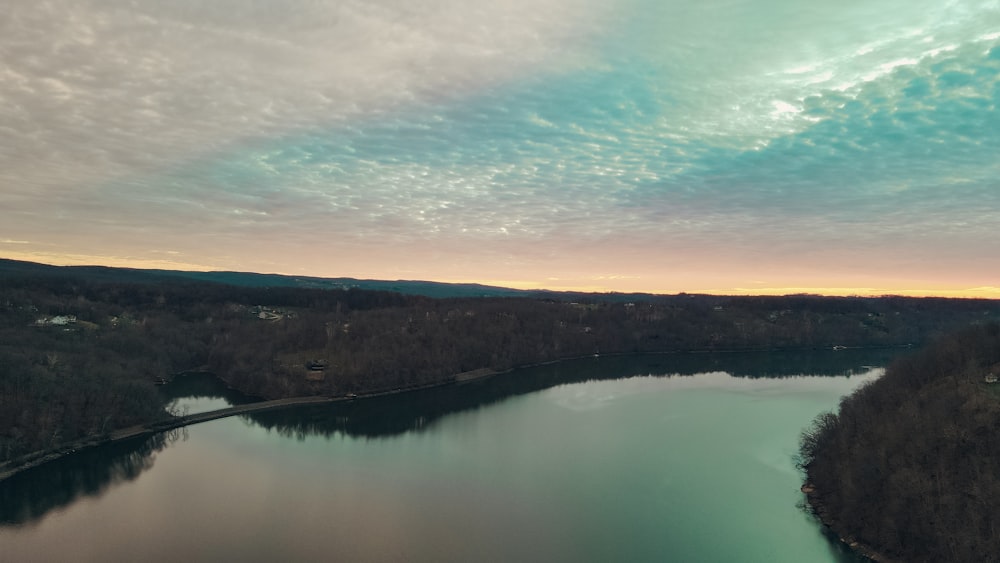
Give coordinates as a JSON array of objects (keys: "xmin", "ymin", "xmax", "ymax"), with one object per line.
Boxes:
[{"xmin": 0, "ymin": 258, "xmax": 656, "ymax": 301}]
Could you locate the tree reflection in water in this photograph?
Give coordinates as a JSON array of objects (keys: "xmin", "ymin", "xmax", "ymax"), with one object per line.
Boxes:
[
  {"xmin": 0, "ymin": 348, "xmax": 900, "ymax": 526},
  {"xmin": 247, "ymin": 348, "xmax": 899, "ymax": 440},
  {"xmin": 0, "ymin": 428, "xmax": 184, "ymax": 525}
]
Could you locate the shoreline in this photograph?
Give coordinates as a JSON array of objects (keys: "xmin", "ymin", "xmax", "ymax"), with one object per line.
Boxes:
[
  {"xmin": 801, "ymin": 483, "xmax": 895, "ymax": 563},
  {"xmin": 0, "ymin": 367, "xmax": 510, "ymax": 484},
  {"xmin": 0, "ymin": 345, "xmax": 901, "ymax": 484}
]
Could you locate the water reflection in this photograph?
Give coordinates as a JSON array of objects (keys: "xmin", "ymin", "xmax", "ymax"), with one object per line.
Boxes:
[
  {"xmin": 0, "ymin": 348, "xmax": 901, "ymax": 528},
  {"xmin": 0, "ymin": 429, "xmax": 184, "ymax": 526},
  {"xmin": 160, "ymin": 371, "xmax": 260, "ymax": 414},
  {"xmin": 247, "ymin": 349, "xmax": 898, "ymax": 441},
  {"xmin": 0, "ymin": 372, "xmax": 246, "ymax": 528}
]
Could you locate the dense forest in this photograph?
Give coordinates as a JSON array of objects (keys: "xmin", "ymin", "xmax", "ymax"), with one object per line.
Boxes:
[
  {"xmin": 3, "ymin": 258, "xmax": 1000, "ymax": 467},
  {"xmin": 799, "ymin": 323, "xmax": 1000, "ymax": 562}
]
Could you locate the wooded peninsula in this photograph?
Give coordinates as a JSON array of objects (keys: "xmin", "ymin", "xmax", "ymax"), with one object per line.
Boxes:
[
  {"xmin": 800, "ymin": 322, "xmax": 1000, "ymax": 561},
  {"xmin": 4, "ymin": 257, "xmax": 1000, "ymax": 507}
]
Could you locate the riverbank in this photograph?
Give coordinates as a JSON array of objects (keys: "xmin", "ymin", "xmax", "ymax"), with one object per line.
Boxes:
[
  {"xmin": 796, "ymin": 324, "xmax": 1000, "ymax": 561},
  {"xmin": 0, "ymin": 368, "xmax": 510, "ymax": 484},
  {"xmin": 0, "ymin": 345, "xmax": 901, "ymax": 484},
  {"xmin": 1, "ymin": 362, "xmax": 890, "ymax": 562},
  {"xmin": 0, "ymin": 397, "xmax": 328, "ymax": 483},
  {"xmin": 801, "ymin": 484, "xmax": 893, "ymax": 562}
]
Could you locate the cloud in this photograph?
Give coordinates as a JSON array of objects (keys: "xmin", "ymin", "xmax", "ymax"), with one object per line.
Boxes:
[
  {"xmin": 0, "ymin": 0, "xmax": 608, "ymax": 198},
  {"xmin": 3, "ymin": 0, "xmax": 999, "ymax": 293}
]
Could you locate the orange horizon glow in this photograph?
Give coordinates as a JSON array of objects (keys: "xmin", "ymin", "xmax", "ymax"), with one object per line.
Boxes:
[{"xmin": 6, "ymin": 251, "xmax": 999, "ymax": 300}]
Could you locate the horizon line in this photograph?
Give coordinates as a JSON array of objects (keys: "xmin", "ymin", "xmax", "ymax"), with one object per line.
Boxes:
[{"xmin": 3, "ymin": 254, "xmax": 999, "ymax": 300}]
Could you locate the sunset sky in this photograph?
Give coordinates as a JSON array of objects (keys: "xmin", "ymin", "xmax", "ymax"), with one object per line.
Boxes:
[{"xmin": 3, "ymin": 0, "xmax": 999, "ymax": 296}]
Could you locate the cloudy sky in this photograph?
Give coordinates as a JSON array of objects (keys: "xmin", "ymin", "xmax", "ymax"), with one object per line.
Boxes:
[{"xmin": 3, "ymin": 0, "xmax": 999, "ymax": 296}]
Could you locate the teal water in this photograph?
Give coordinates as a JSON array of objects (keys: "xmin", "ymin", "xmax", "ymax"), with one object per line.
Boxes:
[{"xmin": 0, "ymin": 352, "xmax": 886, "ymax": 562}]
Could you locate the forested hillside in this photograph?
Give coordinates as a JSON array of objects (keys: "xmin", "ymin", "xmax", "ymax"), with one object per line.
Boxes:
[
  {"xmin": 3, "ymin": 259, "xmax": 1000, "ymax": 466},
  {"xmin": 800, "ymin": 323, "xmax": 1000, "ymax": 562}
]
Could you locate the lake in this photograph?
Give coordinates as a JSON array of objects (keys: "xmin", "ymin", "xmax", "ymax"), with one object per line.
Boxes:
[{"xmin": 0, "ymin": 350, "xmax": 897, "ymax": 562}]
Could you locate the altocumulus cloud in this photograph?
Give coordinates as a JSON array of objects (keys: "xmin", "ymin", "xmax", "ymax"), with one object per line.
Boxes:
[
  {"xmin": 2, "ymin": 0, "xmax": 999, "ymax": 292},
  {"xmin": 0, "ymin": 0, "xmax": 607, "ymax": 217}
]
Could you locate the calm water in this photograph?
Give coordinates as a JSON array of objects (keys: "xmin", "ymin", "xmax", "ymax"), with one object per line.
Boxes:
[{"xmin": 0, "ymin": 351, "xmax": 896, "ymax": 562}]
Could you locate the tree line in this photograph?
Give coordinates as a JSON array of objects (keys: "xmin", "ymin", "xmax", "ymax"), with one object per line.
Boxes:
[{"xmin": 2, "ymin": 263, "xmax": 1000, "ymax": 465}]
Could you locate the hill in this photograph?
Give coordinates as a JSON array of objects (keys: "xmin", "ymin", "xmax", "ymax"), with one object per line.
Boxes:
[{"xmin": 0, "ymin": 258, "xmax": 640, "ymax": 300}]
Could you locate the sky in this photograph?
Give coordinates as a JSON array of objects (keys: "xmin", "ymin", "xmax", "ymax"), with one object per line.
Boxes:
[{"xmin": 2, "ymin": 0, "xmax": 1000, "ymax": 297}]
